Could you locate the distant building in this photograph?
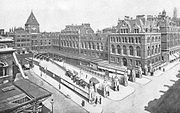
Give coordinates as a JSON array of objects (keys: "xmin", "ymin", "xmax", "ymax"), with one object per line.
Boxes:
[
  {"xmin": 25, "ymin": 11, "xmax": 40, "ymax": 33},
  {"xmin": 58, "ymin": 23, "xmax": 108, "ymax": 60},
  {"xmin": 9, "ymin": 27, "xmax": 31, "ymax": 50},
  {"xmin": 158, "ymin": 10, "xmax": 180, "ymax": 63}
]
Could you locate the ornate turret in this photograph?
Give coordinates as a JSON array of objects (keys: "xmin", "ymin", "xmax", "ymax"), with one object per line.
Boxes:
[{"xmin": 25, "ymin": 11, "xmax": 40, "ymax": 33}]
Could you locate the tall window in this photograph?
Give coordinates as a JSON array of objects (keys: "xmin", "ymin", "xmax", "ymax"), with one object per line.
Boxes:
[
  {"xmin": 97, "ymin": 43, "xmax": 99, "ymax": 50},
  {"xmin": 92, "ymin": 43, "xmax": 95, "ymax": 49},
  {"xmin": 129, "ymin": 46, "xmax": 134, "ymax": 56},
  {"xmin": 100, "ymin": 43, "xmax": 103, "ymax": 50},
  {"xmin": 111, "ymin": 45, "xmax": 115, "ymax": 53},
  {"xmin": 117, "ymin": 45, "xmax": 121, "ymax": 54},
  {"xmin": 81, "ymin": 42, "xmax": 84, "ymax": 48},
  {"xmin": 89, "ymin": 42, "xmax": 91, "ymax": 49},
  {"xmin": 113, "ymin": 37, "xmax": 116, "ymax": 42},
  {"xmin": 123, "ymin": 45, "xmax": 127, "ymax": 55},
  {"xmin": 119, "ymin": 37, "xmax": 121, "ymax": 42},
  {"xmin": 155, "ymin": 45, "xmax": 158, "ymax": 53},
  {"xmin": 132, "ymin": 37, "xmax": 134, "ymax": 43},
  {"xmin": 136, "ymin": 46, "xmax": 141, "ymax": 56},
  {"xmin": 148, "ymin": 46, "xmax": 150, "ymax": 56},
  {"xmin": 125, "ymin": 37, "xmax": 127, "ymax": 43},
  {"xmin": 129, "ymin": 37, "xmax": 131, "ymax": 43},
  {"xmin": 116, "ymin": 37, "xmax": 119, "ymax": 42},
  {"xmin": 135, "ymin": 37, "xmax": 138, "ymax": 43},
  {"xmin": 147, "ymin": 37, "xmax": 150, "ymax": 43},
  {"xmin": 152, "ymin": 46, "xmax": 154, "ymax": 55},
  {"xmin": 158, "ymin": 45, "xmax": 161, "ymax": 53},
  {"xmin": 139, "ymin": 37, "xmax": 141, "ymax": 43}
]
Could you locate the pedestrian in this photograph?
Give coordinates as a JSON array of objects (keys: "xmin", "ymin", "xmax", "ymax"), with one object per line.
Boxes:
[
  {"xmin": 99, "ymin": 96, "xmax": 102, "ymax": 104},
  {"xmin": 59, "ymin": 83, "xmax": 61, "ymax": 89},
  {"xmin": 95, "ymin": 96, "xmax": 98, "ymax": 104},
  {"xmin": 86, "ymin": 75, "xmax": 87, "ymax": 78}
]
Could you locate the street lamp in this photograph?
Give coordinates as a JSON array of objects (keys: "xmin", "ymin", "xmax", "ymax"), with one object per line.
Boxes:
[{"xmin": 50, "ymin": 99, "xmax": 54, "ymax": 113}]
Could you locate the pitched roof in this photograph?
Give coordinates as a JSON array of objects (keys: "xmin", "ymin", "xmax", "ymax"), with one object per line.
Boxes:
[{"xmin": 25, "ymin": 11, "xmax": 39, "ymax": 26}]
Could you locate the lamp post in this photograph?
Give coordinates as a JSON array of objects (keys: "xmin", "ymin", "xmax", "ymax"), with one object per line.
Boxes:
[{"xmin": 50, "ymin": 99, "xmax": 54, "ymax": 113}]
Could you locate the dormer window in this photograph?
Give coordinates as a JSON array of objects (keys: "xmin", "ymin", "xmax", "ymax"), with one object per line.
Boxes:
[{"xmin": 134, "ymin": 29, "xmax": 139, "ymax": 33}]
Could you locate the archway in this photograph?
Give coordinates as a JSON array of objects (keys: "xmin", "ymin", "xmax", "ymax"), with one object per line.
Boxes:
[{"xmin": 123, "ymin": 58, "xmax": 127, "ymax": 66}]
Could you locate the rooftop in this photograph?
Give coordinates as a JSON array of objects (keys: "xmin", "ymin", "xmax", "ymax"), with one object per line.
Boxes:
[{"xmin": 0, "ymin": 78, "xmax": 51, "ymax": 112}]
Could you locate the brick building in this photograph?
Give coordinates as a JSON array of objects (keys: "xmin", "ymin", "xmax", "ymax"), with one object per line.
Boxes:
[
  {"xmin": 58, "ymin": 23, "xmax": 108, "ymax": 60},
  {"xmin": 158, "ymin": 10, "xmax": 180, "ymax": 63},
  {"xmin": 8, "ymin": 27, "xmax": 31, "ymax": 50},
  {"xmin": 109, "ymin": 15, "xmax": 162, "ymax": 70}
]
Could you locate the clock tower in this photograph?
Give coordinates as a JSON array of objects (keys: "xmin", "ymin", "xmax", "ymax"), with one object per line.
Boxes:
[{"xmin": 25, "ymin": 11, "xmax": 40, "ymax": 33}]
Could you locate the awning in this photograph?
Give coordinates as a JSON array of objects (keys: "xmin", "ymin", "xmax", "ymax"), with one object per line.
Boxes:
[{"xmin": 89, "ymin": 77, "xmax": 99, "ymax": 84}]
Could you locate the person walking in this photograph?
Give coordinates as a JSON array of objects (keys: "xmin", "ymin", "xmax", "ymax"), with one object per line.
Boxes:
[
  {"xmin": 131, "ymin": 68, "xmax": 136, "ymax": 82},
  {"xmin": 95, "ymin": 96, "xmax": 98, "ymax": 104},
  {"xmin": 99, "ymin": 96, "xmax": 102, "ymax": 104}
]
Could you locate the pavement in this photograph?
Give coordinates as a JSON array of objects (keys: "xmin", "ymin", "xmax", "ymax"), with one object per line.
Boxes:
[
  {"xmin": 107, "ymin": 85, "xmax": 135, "ymax": 101},
  {"xmin": 30, "ymin": 57, "xmax": 180, "ymax": 113},
  {"xmin": 102, "ymin": 61, "xmax": 180, "ymax": 113}
]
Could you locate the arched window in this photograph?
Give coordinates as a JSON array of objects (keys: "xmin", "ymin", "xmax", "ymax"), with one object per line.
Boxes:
[
  {"xmin": 155, "ymin": 45, "xmax": 158, "ymax": 53},
  {"xmin": 152, "ymin": 37, "xmax": 154, "ymax": 42},
  {"xmin": 123, "ymin": 45, "xmax": 127, "ymax": 55},
  {"xmin": 152, "ymin": 46, "xmax": 154, "ymax": 55},
  {"xmin": 135, "ymin": 37, "xmax": 138, "ymax": 43},
  {"xmin": 147, "ymin": 37, "xmax": 150, "ymax": 43},
  {"xmin": 136, "ymin": 46, "xmax": 141, "ymax": 56},
  {"xmin": 100, "ymin": 43, "xmax": 103, "ymax": 50},
  {"xmin": 111, "ymin": 45, "xmax": 115, "ymax": 53},
  {"xmin": 116, "ymin": 37, "xmax": 119, "ymax": 42},
  {"xmin": 76, "ymin": 43, "xmax": 79, "ymax": 48},
  {"xmin": 97, "ymin": 43, "xmax": 100, "ymax": 50},
  {"xmin": 129, "ymin": 46, "xmax": 134, "ymax": 56},
  {"xmin": 92, "ymin": 43, "xmax": 95, "ymax": 49},
  {"xmin": 123, "ymin": 57, "xmax": 127, "ymax": 66},
  {"xmin": 132, "ymin": 37, "xmax": 134, "ymax": 43},
  {"xmin": 81, "ymin": 42, "xmax": 84, "ymax": 48},
  {"xmin": 158, "ymin": 45, "xmax": 161, "ymax": 53},
  {"xmin": 119, "ymin": 37, "xmax": 121, "ymax": 42},
  {"xmin": 70, "ymin": 41, "xmax": 72, "ymax": 47},
  {"xmin": 67, "ymin": 41, "xmax": 69, "ymax": 47},
  {"xmin": 84, "ymin": 42, "xmax": 87, "ymax": 49},
  {"xmin": 117, "ymin": 45, "xmax": 121, "ymax": 54},
  {"xmin": 129, "ymin": 37, "xmax": 131, "ymax": 43},
  {"xmin": 125, "ymin": 37, "xmax": 127, "ymax": 43},
  {"xmin": 113, "ymin": 37, "xmax": 116, "ymax": 42},
  {"xmin": 138, "ymin": 37, "xmax": 141, "ymax": 43},
  {"xmin": 89, "ymin": 42, "xmax": 91, "ymax": 49},
  {"xmin": 122, "ymin": 37, "xmax": 125, "ymax": 42},
  {"xmin": 72, "ymin": 42, "xmax": 75, "ymax": 48}
]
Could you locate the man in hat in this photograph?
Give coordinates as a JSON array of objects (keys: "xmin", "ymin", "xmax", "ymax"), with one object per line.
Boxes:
[
  {"xmin": 149, "ymin": 63, "xmax": 153, "ymax": 76},
  {"xmin": 124, "ymin": 70, "xmax": 128, "ymax": 86},
  {"xmin": 138, "ymin": 66, "xmax": 142, "ymax": 78},
  {"xmin": 131, "ymin": 68, "xmax": 136, "ymax": 82},
  {"xmin": 144, "ymin": 64, "xmax": 148, "ymax": 76}
]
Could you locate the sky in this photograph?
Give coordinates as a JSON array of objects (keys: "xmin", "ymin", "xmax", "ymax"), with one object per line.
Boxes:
[{"xmin": 0, "ymin": 0, "xmax": 179, "ymax": 32}]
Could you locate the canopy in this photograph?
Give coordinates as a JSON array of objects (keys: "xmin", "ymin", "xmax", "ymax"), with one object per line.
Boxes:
[{"xmin": 89, "ymin": 77, "xmax": 99, "ymax": 84}]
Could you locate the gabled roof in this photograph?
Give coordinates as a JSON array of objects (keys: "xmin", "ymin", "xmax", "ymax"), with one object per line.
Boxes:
[{"xmin": 25, "ymin": 11, "xmax": 39, "ymax": 26}]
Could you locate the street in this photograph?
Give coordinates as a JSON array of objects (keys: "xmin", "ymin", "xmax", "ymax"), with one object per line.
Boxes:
[
  {"xmin": 26, "ymin": 68, "xmax": 88, "ymax": 113},
  {"xmin": 102, "ymin": 61, "xmax": 180, "ymax": 113}
]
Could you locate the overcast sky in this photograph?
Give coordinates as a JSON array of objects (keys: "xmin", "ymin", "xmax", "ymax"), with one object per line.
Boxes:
[{"xmin": 0, "ymin": 0, "xmax": 179, "ymax": 32}]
